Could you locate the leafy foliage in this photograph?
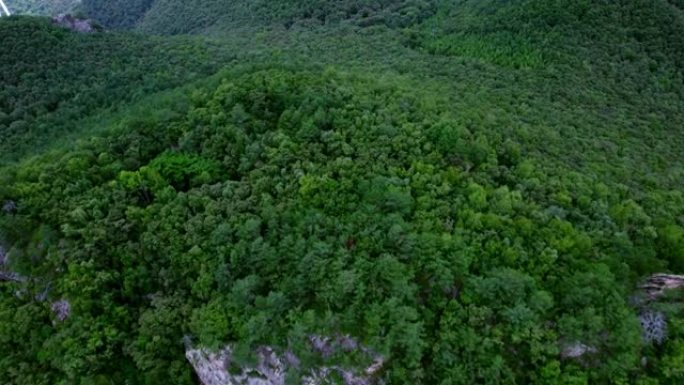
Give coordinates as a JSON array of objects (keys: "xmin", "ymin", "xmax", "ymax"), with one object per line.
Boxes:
[
  {"xmin": 79, "ymin": 0, "xmax": 154, "ymax": 29},
  {"xmin": 1, "ymin": 0, "xmax": 684, "ymax": 384},
  {"xmin": 408, "ymin": 0, "xmax": 684, "ymax": 71},
  {"xmin": 0, "ymin": 17, "xmax": 232, "ymax": 163},
  {"xmin": 82, "ymin": 0, "xmax": 437, "ymax": 34}
]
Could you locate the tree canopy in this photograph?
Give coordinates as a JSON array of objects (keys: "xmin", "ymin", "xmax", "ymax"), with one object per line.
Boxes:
[{"xmin": 2, "ymin": 0, "xmax": 684, "ymax": 384}]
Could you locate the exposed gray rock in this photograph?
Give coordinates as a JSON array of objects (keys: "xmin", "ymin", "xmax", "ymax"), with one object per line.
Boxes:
[
  {"xmin": 51, "ymin": 14, "xmax": 96, "ymax": 33},
  {"xmin": 631, "ymin": 273, "xmax": 684, "ymax": 345},
  {"xmin": 283, "ymin": 350, "xmax": 301, "ymax": 369},
  {"xmin": 560, "ymin": 342, "xmax": 597, "ymax": 359},
  {"xmin": 2, "ymin": 200, "xmax": 16, "ymax": 214},
  {"xmin": 309, "ymin": 335, "xmax": 376, "ymax": 358},
  {"xmin": 186, "ymin": 347, "xmax": 235, "ymax": 385},
  {"xmin": 0, "ymin": 270, "xmax": 24, "ymax": 282},
  {"xmin": 51, "ymin": 299, "xmax": 71, "ymax": 322},
  {"xmin": 186, "ymin": 336, "xmax": 384, "ymax": 385},
  {"xmin": 558, "ymin": 274, "xmax": 678, "ymax": 359},
  {"xmin": 640, "ymin": 274, "xmax": 684, "ymax": 300},
  {"xmin": 0, "ymin": 245, "xmax": 25, "ymax": 283},
  {"xmin": 610, "ymin": 273, "xmax": 684, "ymax": 350},
  {"xmin": 35, "ymin": 283, "xmax": 51, "ymax": 302},
  {"xmin": 640, "ymin": 311, "xmax": 667, "ymax": 344},
  {"xmin": 186, "ymin": 346, "xmax": 288, "ymax": 385}
]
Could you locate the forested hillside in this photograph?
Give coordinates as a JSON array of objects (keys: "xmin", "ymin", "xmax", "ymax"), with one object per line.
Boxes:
[
  {"xmin": 0, "ymin": 17, "xmax": 234, "ymax": 162},
  {"xmin": 2, "ymin": 1, "xmax": 684, "ymax": 384},
  {"xmin": 79, "ymin": 0, "xmax": 153, "ymax": 29},
  {"xmin": 81, "ymin": 0, "xmax": 437, "ymax": 33}
]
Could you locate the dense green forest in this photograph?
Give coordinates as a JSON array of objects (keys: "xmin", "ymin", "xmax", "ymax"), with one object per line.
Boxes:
[
  {"xmin": 2, "ymin": 0, "xmax": 684, "ymax": 384},
  {"xmin": 79, "ymin": 0, "xmax": 154, "ymax": 30},
  {"xmin": 80, "ymin": 0, "xmax": 437, "ymax": 33},
  {"xmin": 0, "ymin": 17, "xmax": 235, "ymax": 162}
]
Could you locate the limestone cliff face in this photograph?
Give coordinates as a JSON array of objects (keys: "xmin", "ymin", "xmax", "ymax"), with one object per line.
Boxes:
[{"xmin": 185, "ymin": 336, "xmax": 384, "ymax": 385}]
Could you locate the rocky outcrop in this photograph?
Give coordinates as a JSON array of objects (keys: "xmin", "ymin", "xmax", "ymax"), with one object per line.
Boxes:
[
  {"xmin": 640, "ymin": 274, "xmax": 684, "ymax": 300},
  {"xmin": 0, "ymin": 270, "xmax": 24, "ymax": 282},
  {"xmin": 186, "ymin": 346, "xmax": 288, "ymax": 385},
  {"xmin": 185, "ymin": 335, "xmax": 384, "ymax": 385},
  {"xmin": 634, "ymin": 274, "xmax": 684, "ymax": 345},
  {"xmin": 1, "ymin": 243, "xmax": 70, "ymax": 321},
  {"xmin": 51, "ymin": 14, "xmax": 97, "ymax": 33},
  {"xmin": 560, "ymin": 273, "xmax": 684, "ymax": 361},
  {"xmin": 51, "ymin": 299, "xmax": 71, "ymax": 322},
  {"xmin": 2, "ymin": 200, "xmax": 16, "ymax": 214},
  {"xmin": 0, "ymin": 245, "xmax": 24, "ymax": 283},
  {"xmin": 639, "ymin": 310, "xmax": 667, "ymax": 344},
  {"xmin": 560, "ymin": 342, "xmax": 597, "ymax": 359}
]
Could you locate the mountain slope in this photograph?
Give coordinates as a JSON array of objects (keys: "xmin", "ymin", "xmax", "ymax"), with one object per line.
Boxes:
[
  {"xmin": 79, "ymin": 0, "xmax": 153, "ymax": 29},
  {"xmin": 0, "ymin": 17, "xmax": 233, "ymax": 163},
  {"xmin": 412, "ymin": 0, "xmax": 684, "ymax": 72},
  {"xmin": 2, "ymin": 1, "xmax": 684, "ymax": 384},
  {"xmin": 80, "ymin": 0, "xmax": 437, "ymax": 33}
]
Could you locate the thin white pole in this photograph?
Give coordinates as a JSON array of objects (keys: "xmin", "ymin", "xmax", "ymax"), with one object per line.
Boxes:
[{"xmin": 0, "ymin": 0, "xmax": 11, "ymax": 17}]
